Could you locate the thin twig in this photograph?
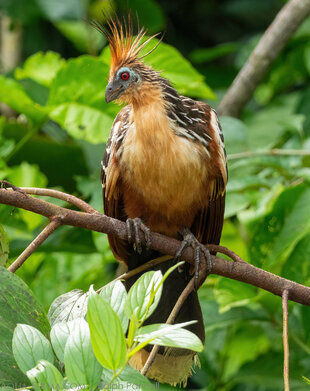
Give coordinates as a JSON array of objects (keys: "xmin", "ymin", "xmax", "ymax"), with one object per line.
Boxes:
[
  {"xmin": 141, "ymin": 263, "xmax": 208, "ymax": 376},
  {"xmin": 1, "ymin": 188, "xmax": 310, "ymax": 306},
  {"xmin": 227, "ymin": 149, "xmax": 310, "ymax": 161},
  {"xmin": 282, "ymin": 289, "xmax": 290, "ymax": 391},
  {"xmin": 8, "ymin": 219, "xmax": 62, "ymax": 273}
]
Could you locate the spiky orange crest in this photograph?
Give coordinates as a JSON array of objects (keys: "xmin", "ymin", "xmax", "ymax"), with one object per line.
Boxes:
[{"xmin": 92, "ymin": 15, "xmax": 160, "ymax": 76}]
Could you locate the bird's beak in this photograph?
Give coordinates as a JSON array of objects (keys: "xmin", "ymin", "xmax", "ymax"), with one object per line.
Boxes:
[{"xmin": 105, "ymin": 80, "xmax": 123, "ymax": 103}]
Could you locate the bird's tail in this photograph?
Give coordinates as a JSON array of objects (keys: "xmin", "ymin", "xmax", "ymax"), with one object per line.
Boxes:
[{"xmin": 125, "ymin": 252, "xmax": 205, "ymax": 387}]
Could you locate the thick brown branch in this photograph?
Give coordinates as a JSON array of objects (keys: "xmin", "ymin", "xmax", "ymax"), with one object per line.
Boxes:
[
  {"xmin": 218, "ymin": 0, "xmax": 310, "ymax": 117},
  {"xmin": 1, "ymin": 188, "xmax": 310, "ymax": 306}
]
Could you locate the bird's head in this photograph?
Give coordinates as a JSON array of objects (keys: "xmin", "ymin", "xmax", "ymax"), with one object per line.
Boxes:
[{"xmin": 92, "ymin": 16, "xmax": 162, "ymax": 106}]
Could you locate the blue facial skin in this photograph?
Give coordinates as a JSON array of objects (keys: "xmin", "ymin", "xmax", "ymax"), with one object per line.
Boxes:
[{"xmin": 105, "ymin": 67, "xmax": 141, "ymax": 103}]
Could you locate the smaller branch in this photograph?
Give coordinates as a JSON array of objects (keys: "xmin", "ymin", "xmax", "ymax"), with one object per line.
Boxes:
[
  {"xmin": 8, "ymin": 219, "xmax": 62, "ymax": 273},
  {"xmin": 141, "ymin": 262, "xmax": 208, "ymax": 376},
  {"xmin": 1, "ymin": 183, "xmax": 97, "ymax": 214},
  {"xmin": 227, "ymin": 149, "xmax": 310, "ymax": 161},
  {"xmin": 283, "ymin": 289, "xmax": 290, "ymax": 391},
  {"xmin": 207, "ymin": 244, "xmax": 246, "ymax": 263}
]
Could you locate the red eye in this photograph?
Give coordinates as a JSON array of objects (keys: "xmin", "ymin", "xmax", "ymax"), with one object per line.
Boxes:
[{"xmin": 121, "ymin": 72, "xmax": 130, "ymax": 80}]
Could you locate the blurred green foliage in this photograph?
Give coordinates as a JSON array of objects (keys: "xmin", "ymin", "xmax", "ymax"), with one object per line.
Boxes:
[{"xmin": 1, "ymin": 0, "xmax": 310, "ymax": 390}]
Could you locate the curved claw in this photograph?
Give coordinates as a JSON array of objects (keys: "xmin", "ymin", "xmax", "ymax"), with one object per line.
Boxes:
[
  {"xmin": 126, "ymin": 218, "xmax": 152, "ymax": 254},
  {"xmin": 176, "ymin": 228, "xmax": 213, "ymax": 290}
]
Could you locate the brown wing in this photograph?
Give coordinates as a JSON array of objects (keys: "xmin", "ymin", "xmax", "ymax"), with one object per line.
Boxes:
[
  {"xmin": 101, "ymin": 106, "xmax": 132, "ymax": 263},
  {"xmin": 190, "ymin": 107, "xmax": 227, "ymax": 249}
]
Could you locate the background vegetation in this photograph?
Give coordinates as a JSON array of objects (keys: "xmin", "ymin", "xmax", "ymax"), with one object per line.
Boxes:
[{"xmin": 1, "ymin": 0, "xmax": 310, "ymax": 390}]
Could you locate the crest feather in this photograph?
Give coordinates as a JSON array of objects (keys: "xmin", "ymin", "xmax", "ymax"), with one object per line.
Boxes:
[{"xmin": 91, "ymin": 14, "xmax": 161, "ymax": 74}]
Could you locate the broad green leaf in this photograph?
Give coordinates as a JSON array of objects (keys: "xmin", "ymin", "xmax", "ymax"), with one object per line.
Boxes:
[
  {"xmin": 0, "ymin": 76, "xmax": 46, "ymax": 124},
  {"xmin": 15, "ymin": 51, "xmax": 65, "ymax": 87},
  {"xmin": 214, "ymin": 278, "xmax": 257, "ymax": 313},
  {"xmin": 87, "ymin": 287, "xmax": 126, "ymax": 370},
  {"xmin": 124, "ymin": 270, "xmax": 163, "ymax": 322},
  {"xmin": 134, "ymin": 322, "xmax": 203, "ymax": 352},
  {"xmin": 248, "ymin": 183, "xmax": 310, "ymax": 270},
  {"xmin": 55, "ymin": 20, "xmax": 106, "ymax": 53},
  {"xmin": 48, "ymin": 289, "xmax": 88, "ymax": 327},
  {"xmin": 48, "ymin": 102, "xmax": 113, "ymax": 144},
  {"xmin": 0, "ymin": 224, "xmax": 9, "ymax": 267},
  {"xmin": 0, "ymin": 267, "xmax": 50, "ymax": 386},
  {"xmin": 12, "ymin": 324, "xmax": 54, "ymax": 374},
  {"xmin": 101, "ymin": 365, "xmax": 152, "ymax": 390},
  {"xmin": 268, "ymin": 185, "xmax": 310, "ymax": 267},
  {"xmin": 100, "ymin": 280, "xmax": 128, "ymax": 333},
  {"xmin": 26, "ymin": 360, "xmax": 63, "ymax": 391},
  {"xmin": 64, "ymin": 318, "xmax": 102, "ymax": 388},
  {"xmin": 50, "ymin": 320, "xmax": 79, "ymax": 363},
  {"xmin": 101, "ymin": 38, "xmax": 215, "ymax": 99},
  {"xmin": 224, "ymin": 192, "xmax": 251, "ymax": 219},
  {"xmin": 47, "ymin": 56, "xmax": 109, "ymax": 107},
  {"xmin": 223, "ymin": 325, "xmax": 270, "ymax": 380}
]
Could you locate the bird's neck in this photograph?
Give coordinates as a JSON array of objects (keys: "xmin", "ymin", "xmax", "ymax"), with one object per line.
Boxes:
[{"xmin": 130, "ymin": 84, "xmax": 174, "ymax": 147}]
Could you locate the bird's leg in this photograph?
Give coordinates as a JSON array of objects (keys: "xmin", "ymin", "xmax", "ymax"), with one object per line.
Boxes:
[
  {"xmin": 126, "ymin": 217, "xmax": 152, "ymax": 254},
  {"xmin": 176, "ymin": 227, "xmax": 212, "ymax": 289}
]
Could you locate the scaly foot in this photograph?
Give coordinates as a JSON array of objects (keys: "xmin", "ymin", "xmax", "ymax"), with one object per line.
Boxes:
[
  {"xmin": 126, "ymin": 217, "xmax": 151, "ymax": 254},
  {"xmin": 176, "ymin": 227, "xmax": 212, "ymax": 289}
]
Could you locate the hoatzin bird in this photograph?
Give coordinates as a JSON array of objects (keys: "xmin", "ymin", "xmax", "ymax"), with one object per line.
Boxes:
[{"xmin": 97, "ymin": 17, "xmax": 227, "ymax": 386}]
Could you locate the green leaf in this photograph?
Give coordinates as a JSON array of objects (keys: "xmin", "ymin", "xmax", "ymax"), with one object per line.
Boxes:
[
  {"xmin": 214, "ymin": 278, "xmax": 257, "ymax": 313},
  {"xmin": 54, "ymin": 20, "xmax": 106, "ymax": 53},
  {"xmin": 50, "ymin": 320, "xmax": 78, "ymax": 363},
  {"xmin": 12, "ymin": 324, "xmax": 55, "ymax": 374},
  {"xmin": 64, "ymin": 318, "xmax": 102, "ymax": 388},
  {"xmin": 101, "ymin": 365, "xmax": 152, "ymax": 390},
  {"xmin": 15, "ymin": 51, "xmax": 65, "ymax": 87},
  {"xmin": 48, "ymin": 289, "xmax": 88, "ymax": 327},
  {"xmin": 0, "ymin": 267, "xmax": 50, "ymax": 386},
  {"xmin": 26, "ymin": 360, "xmax": 63, "ymax": 391},
  {"xmin": 223, "ymin": 325, "xmax": 270, "ymax": 379},
  {"xmin": 124, "ymin": 270, "xmax": 163, "ymax": 322},
  {"xmin": 0, "ymin": 76, "xmax": 46, "ymax": 124},
  {"xmin": 248, "ymin": 183, "xmax": 310, "ymax": 270},
  {"xmin": 134, "ymin": 322, "xmax": 203, "ymax": 352},
  {"xmin": 100, "ymin": 281, "xmax": 128, "ymax": 333},
  {"xmin": 87, "ymin": 287, "xmax": 126, "ymax": 370},
  {"xmin": 47, "ymin": 56, "xmax": 109, "ymax": 107},
  {"xmin": 101, "ymin": 38, "xmax": 215, "ymax": 99},
  {"xmin": 48, "ymin": 102, "xmax": 113, "ymax": 144},
  {"xmin": 0, "ymin": 224, "xmax": 9, "ymax": 267}
]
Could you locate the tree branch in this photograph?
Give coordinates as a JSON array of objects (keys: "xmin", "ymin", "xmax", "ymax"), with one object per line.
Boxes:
[
  {"xmin": 1, "ymin": 187, "xmax": 310, "ymax": 306},
  {"xmin": 217, "ymin": 0, "xmax": 310, "ymax": 117}
]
